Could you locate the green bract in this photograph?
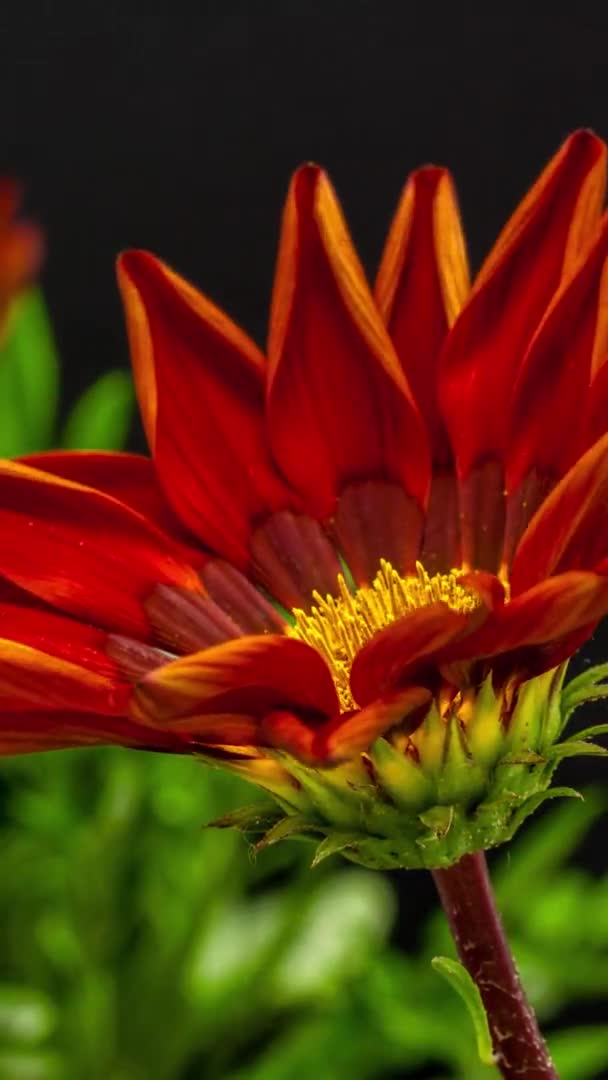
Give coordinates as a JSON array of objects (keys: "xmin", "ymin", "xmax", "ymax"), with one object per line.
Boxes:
[{"xmin": 210, "ymin": 663, "xmax": 608, "ymax": 870}]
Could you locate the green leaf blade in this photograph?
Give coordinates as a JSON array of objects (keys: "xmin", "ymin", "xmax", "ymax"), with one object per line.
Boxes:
[
  {"xmin": 61, "ymin": 369, "xmax": 134, "ymax": 451},
  {"xmin": 431, "ymin": 956, "xmax": 495, "ymax": 1067}
]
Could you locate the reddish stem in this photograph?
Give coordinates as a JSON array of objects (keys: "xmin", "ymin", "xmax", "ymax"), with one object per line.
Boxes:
[{"xmin": 432, "ymin": 851, "xmax": 557, "ymax": 1079}]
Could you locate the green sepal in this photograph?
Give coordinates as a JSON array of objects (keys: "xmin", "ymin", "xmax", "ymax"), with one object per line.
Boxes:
[
  {"xmin": 561, "ymin": 663, "xmax": 608, "ymax": 719},
  {"xmin": 255, "ymin": 814, "xmax": 320, "ymax": 852},
  {"xmin": 431, "ymin": 957, "xmax": 495, "ymax": 1067},
  {"xmin": 563, "ymin": 723, "xmax": 608, "ymax": 743},
  {"xmin": 466, "ymin": 673, "xmax": 504, "ymax": 767},
  {"xmin": 310, "ymin": 833, "xmax": 364, "ymax": 868},
  {"xmin": 505, "ymin": 786, "xmax": 583, "ymax": 838},
  {"xmin": 547, "ymin": 741, "xmax": 608, "ymax": 762},
  {"xmin": 369, "ymin": 737, "xmax": 435, "ymax": 810},
  {"xmin": 436, "ymin": 717, "xmax": 486, "ymax": 807},
  {"xmin": 207, "ymin": 803, "xmax": 282, "ymax": 835}
]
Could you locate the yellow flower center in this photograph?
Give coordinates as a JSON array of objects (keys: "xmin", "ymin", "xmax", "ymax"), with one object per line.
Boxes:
[{"xmin": 288, "ymin": 560, "xmax": 479, "ymax": 710}]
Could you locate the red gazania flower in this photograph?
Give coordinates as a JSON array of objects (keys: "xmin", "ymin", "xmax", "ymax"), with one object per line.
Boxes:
[
  {"xmin": 0, "ymin": 179, "xmax": 43, "ymax": 332},
  {"xmin": 2, "ymin": 130, "xmax": 608, "ymax": 866}
]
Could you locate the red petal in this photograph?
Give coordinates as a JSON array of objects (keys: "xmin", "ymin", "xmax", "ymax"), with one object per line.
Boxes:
[
  {"xmin": 0, "ymin": 601, "xmax": 118, "ymax": 678},
  {"xmin": 375, "ymin": 166, "xmax": 469, "ymax": 463},
  {"xmin": 0, "ymin": 460, "xmax": 200, "ymax": 637},
  {"xmin": 441, "ymin": 131, "xmax": 606, "ymax": 473},
  {"xmin": 117, "ymin": 251, "xmax": 298, "ymax": 568},
  {"xmin": 350, "ymin": 602, "xmax": 483, "ymax": 707},
  {"xmin": 446, "ymin": 571, "xmax": 608, "ymax": 661},
  {"xmin": 264, "ymin": 685, "xmax": 432, "ymax": 763},
  {"xmin": 505, "ymin": 216, "xmax": 608, "ymax": 545},
  {"xmin": 0, "ymin": 639, "xmax": 128, "ymax": 713},
  {"xmin": 439, "ymin": 132, "xmax": 606, "ymax": 567},
  {"xmin": 135, "ymin": 634, "xmax": 339, "ymax": 723},
  {"xmin": 266, "ymin": 165, "xmax": 430, "ymax": 521},
  {"xmin": 148, "ymin": 712, "xmax": 264, "ymax": 746},
  {"xmin": 20, "ymin": 451, "xmax": 200, "ymax": 557},
  {"xmin": 318, "ymin": 686, "xmax": 432, "ymax": 762},
  {"xmin": 583, "ymin": 357, "xmax": 608, "ymax": 450},
  {"xmin": 510, "ymin": 432, "xmax": 608, "ymax": 593},
  {"xmin": 331, "ymin": 481, "xmax": 424, "ymax": 586},
  {"xmin": 0, "ymin": 709, "xmax": 194, "ymax": 756},
  {"xmin": 250, "ymin": 510, "xmax": 342, "ymax": 608}
]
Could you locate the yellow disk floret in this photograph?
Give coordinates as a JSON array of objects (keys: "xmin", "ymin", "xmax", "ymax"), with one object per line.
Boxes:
[{"xmin": 288, "ymin": 560, "xmax": 479, "ymax": 710}]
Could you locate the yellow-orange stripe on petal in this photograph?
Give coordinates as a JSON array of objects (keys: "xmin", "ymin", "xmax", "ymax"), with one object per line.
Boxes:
[
  {"xmin": 117, "ymin": 252, "xmax": 300, "ymax": 568},
  {"xmin": 267, "ymin": 164, "xmax": 430, "ymax": 521},
  {"xmin": 134, "ymin": 634, "xmax": 340, "ymax": 726},
  {"xmin": 375, "ymin": 166, "xmax": 470, "ymax": 463},
  {"xmin": 439, "ymin": 572, "xmax": 608, "ymax": 664},
  {"xmin": 0, "ymin": 639, "xmax": 128, "ymax": 714}
]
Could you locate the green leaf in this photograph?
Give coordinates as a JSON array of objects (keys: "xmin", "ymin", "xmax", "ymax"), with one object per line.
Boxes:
[
  {"xmin": 61, "ymin": 369, "xmax": 134, "ymax": 450},
  {"xmin": 431, "ymin": 957, "xmax": 495, "ymax": 1067},
  {"xmin": 0, "ymin": 289, "xmax": 59, "ymax": 455}
]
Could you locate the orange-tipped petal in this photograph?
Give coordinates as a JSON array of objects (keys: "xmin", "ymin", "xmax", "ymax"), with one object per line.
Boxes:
[
  {"xmin": 267, "ymin": 165, "xmax": 430, "ymax": 521},
  {"xmin": 317, "ymin": 686, "xmax": 432, "ymax": 763},
  {"xmin": 506, "ymin": 215, "xmax": 608, "ymax": 496},
  {"xmin": 0, "ymin": 639, "xmax": 128, "ymax": 714},
  {"xmin": 135, "ymin": 634, "xmax": 340, "ymax": 725},
  {"xmin": 264, "ymin": 685, "xmax": 432, "ymax": 764},
  {"xmin": 0, "ymin": 180, "xmax": 43, "ymax": 320},
  {"xmin": 376, "ymin": 166, "xmax": 469, "ymax": 462},
  {"xmin": 0, "ymin": 601, "xmax": 119, "ymax": 678},
  {"xmin": 0, "ymin": 460, "xmax": 200, "ymax": 637},
  {"xmin": 440, "ymin": 131, "xmax": 606, "ymax": 479},
  {"xmin": 350, "ymin": 602, "xmax": 483, "ymax": 707},
  {"xmin": 444, "ymin": 571, "xmax": 608, "ymax": 662},
  {"xmin": 510, "ymin": 432, "xmax": 608, "ymax": 594},
  {"xmin": 117, "ymin": 251, "xmax": 298, "ymax": 568}
]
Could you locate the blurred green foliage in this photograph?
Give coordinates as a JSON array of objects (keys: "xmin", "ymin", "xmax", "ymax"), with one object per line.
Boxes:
[
  {"xmin": 0, "ymin": 291, "xmax": 607, "ymax": 1079},
  {"xmin": 1, "ymin": 753, "xmax": 607, "ymax": 1080},
  {"xmin": 0, "ymin": 289, "xmax": 133, "ymax": 456}
]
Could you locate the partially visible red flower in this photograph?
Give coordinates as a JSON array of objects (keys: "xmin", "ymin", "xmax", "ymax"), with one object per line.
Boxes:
[
  {"xmin": 0, "ymin": 180, "xmax": 43, "ymax": 332},
  {"xmin": 1, "ymin": 131, "xmax": 608, "ymax": 865}
]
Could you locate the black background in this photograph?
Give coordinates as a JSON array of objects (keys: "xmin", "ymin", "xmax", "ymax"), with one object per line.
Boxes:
[
  {"xmin": 2, "ymin": 6, "xmax": 608, "ymax": 406},
  {"xmin": 1, "ymin": 5, "xmax": 608, "ymax": 1073}
]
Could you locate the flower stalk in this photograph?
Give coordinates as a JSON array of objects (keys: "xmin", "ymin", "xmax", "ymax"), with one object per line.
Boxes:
[{"xmin": 432, "ymin": 851, "xmax": 557, "ymax": 1079}]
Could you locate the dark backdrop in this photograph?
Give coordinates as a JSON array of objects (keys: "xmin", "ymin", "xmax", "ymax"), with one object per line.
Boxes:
[
  {"xmin": 1, "ymin": 2, "xmax": 608, "ymax": 1062},
  {"xmin": 2, "ymin": 6, "xmax": 608, "ymax": 403}
]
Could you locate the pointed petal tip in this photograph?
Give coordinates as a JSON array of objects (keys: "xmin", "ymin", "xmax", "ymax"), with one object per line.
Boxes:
[
  {"xmin": 116, "ymin": 248, "xmax": 166, "ymax": 287},
  {"xmin": 565, "ymin": 127, "xmax": 606, "ymax": 155}
]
